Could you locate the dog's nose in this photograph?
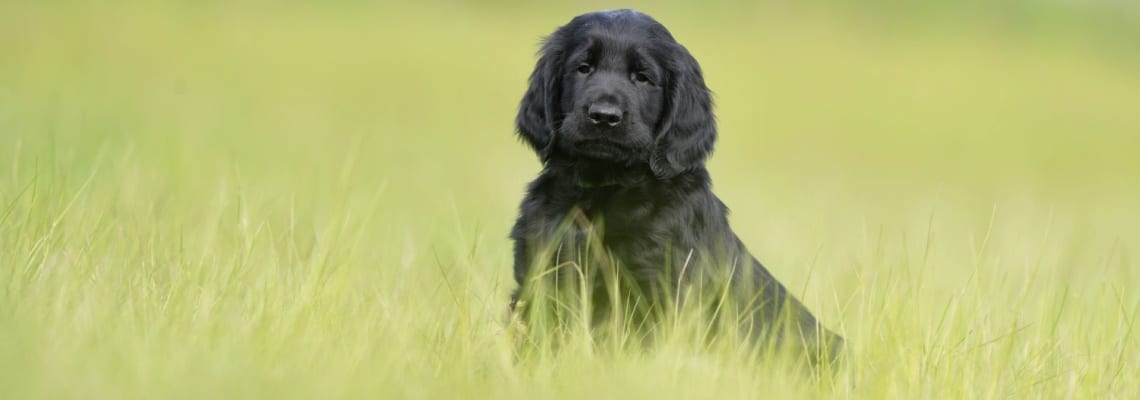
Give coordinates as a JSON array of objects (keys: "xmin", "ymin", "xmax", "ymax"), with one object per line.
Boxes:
[{"xmin": 587, "ymin": 103, "xmax": 623, "ymax": 127}]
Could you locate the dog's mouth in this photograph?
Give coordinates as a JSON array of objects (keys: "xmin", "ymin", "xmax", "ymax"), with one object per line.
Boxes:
[
  {"xmin": 571, "ymin": 139, "xmax": 635, "ymax": 159},
  {"xmin": 557, "ymin": 118, "xmax": 653, "ymax": 161}
]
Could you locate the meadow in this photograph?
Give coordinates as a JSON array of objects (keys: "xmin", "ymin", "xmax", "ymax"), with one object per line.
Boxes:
[{"xmin": 1, "ymin": 1, "xmax": 1138, "ymax": 398}]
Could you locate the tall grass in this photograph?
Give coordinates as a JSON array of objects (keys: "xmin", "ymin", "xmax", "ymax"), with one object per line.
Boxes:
[{"xmin": 1, "ymin": 1, "xmax": 1138, "ymax": 398}]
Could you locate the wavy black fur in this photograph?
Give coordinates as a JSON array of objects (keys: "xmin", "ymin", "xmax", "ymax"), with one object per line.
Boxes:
[{"xmin": 510, "ymin": 9, "xmax": 842, "ymax": 362}]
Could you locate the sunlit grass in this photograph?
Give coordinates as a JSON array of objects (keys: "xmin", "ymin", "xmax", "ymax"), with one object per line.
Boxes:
[{"xmin": 1, "ymin": 1, "xmax": 1138, "ymax": 398}]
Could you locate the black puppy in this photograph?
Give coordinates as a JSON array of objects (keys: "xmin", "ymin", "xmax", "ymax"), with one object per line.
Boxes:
[{"xmin": 510, "ymin": 9, "xmax": 842, "ymax": 361}]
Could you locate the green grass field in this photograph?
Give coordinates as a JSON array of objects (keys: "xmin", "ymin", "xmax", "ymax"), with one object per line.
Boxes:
[{"xmin": 2, "ymin": 1, "xmax": 1139, "ymax": 398}]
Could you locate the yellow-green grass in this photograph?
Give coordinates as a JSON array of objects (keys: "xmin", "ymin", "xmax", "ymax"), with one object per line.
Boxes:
[{"xmin": 1, "ymin": 1, "xmax": 1138, "ymax": 398}]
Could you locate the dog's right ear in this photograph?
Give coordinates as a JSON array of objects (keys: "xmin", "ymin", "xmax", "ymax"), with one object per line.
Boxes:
[{"xmin": 516, "ymin": 33, "xmax": 566, "ymax": 162}]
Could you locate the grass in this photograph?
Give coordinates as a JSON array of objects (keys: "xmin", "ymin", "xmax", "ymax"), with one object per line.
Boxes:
[{"xmin": 1, "ymin": 1, "xmax": 1138, "ymax": 398}]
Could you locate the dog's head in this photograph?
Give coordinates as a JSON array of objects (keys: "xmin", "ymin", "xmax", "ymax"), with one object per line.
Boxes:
[{"xmin": 516, "ymin": 10, "xmax": 716, "ymax": 179}]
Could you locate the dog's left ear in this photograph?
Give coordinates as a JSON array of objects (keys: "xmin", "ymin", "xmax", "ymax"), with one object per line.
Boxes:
[{"xmin": 651, "ymin": 44, "xmax": 716, "ymax": 179}]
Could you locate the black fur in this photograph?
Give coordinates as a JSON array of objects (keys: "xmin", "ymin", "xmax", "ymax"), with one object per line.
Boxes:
[{"xmin": 511, "ymin": 9, "xmax": 842, "ymax": 361}]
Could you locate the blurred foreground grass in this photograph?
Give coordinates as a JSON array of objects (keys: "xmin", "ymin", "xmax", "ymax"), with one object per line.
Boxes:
[{"xmin": 1, "ymin": 1, "xmax": 1138, "ymax": 398}]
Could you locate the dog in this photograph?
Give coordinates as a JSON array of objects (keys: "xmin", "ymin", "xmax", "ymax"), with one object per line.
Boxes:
[{"xmin": 509, "ymin": 9, "xmax": 842, "ymax": 362}]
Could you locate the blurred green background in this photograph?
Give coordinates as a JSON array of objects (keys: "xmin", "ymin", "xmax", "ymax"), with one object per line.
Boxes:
[{"xmin": 1, "ymin": 1, "xmax": 1139, "ymax": 398}]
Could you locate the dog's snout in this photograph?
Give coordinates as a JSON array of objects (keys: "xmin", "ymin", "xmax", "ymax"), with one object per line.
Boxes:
[{"xmin": 587, "ymin": 103, "xmax": 623, "ymax": 127}]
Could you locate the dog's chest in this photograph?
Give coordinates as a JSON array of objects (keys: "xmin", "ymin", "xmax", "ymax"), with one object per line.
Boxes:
[
  {"xmin": 570, "ymin": 189, "xmax": 655, "ymax": 234},
  {"xmin": 556, "ymin": 190, "xmax": 665, "ymax": 265},
  {"xmin": 554, "ymin": 196, "xmax": 671, "ymax": 288}
]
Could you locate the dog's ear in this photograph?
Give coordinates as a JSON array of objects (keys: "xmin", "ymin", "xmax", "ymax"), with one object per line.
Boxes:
[
  {"xmin": 651, "ymin": 44, "xmax": 716, "ymax": 179},
  {"xmin": 516, "ymin": 33, "xmax": 567, "ymax": 162}
]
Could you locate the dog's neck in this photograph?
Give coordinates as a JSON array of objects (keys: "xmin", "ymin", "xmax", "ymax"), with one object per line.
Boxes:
[
  {"xmin": 575, "ymin": 176, "xmax": 621, "ymax": 189},
  {"xmin": 544, "ymin": 158, "xmax": 709, "ymax": 193},
  {"xmin": 546, "ymin": 158, "xmax": 654, "ymax": 189}
]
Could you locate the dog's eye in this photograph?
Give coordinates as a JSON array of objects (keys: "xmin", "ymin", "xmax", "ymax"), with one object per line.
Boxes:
[
  {"xmin": 632, "ymin": 72, "xmax": 651, "ymax": 84},
  {"xmin": 576, "ymin": 63, "xmax": 594, "ymax": 75}
]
